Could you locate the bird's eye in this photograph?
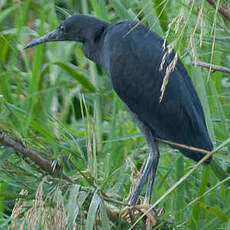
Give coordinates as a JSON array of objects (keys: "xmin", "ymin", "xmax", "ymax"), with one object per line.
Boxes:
[{"xmin": 60, "ymin": 26, "xmax": 65, "ymax": 32}]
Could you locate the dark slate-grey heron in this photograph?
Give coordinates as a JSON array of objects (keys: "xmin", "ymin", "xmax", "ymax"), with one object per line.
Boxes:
[{"xmin": 24, "ymin": 15, "xmax": 213, "ymax": 206}]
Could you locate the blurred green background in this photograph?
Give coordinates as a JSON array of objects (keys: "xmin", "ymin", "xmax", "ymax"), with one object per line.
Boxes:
[{"xmin": 0, "ymin": 0, "xmax": 230, "ymax": 229}]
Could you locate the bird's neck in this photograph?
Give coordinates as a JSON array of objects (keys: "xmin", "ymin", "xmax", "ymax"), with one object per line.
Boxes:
[
  {"xmin": 82, "ymin": 21, "xmax": 108, "ymax": 65},
  {"xmin": 83, "ymin": 41, "xmax": 102, "ymax": 65}
]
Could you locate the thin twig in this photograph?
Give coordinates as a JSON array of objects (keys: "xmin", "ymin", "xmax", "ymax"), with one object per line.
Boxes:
[
  {"xmin": 192, "ymin": 61, "xmax": 230, "ymax": 74},
  {"xmin": 0, "ymin": 129, "xmax": 74, "ymax": 183},
  {"xmin": 206, "ymin": 0, "xmax": 230, "ymax": 22},
  {"xmin": 155, "ymin": 137, "xmax": 210, "ymax": 155},
  {"xmin": 0, "ymin": 129, "xmax": 54, "ymax": 172}
]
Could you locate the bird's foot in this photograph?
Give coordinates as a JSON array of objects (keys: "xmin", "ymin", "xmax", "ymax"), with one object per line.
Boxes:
[{"xmin": 121, "ymin": 204, "xmax": 163, "ymax": 227}]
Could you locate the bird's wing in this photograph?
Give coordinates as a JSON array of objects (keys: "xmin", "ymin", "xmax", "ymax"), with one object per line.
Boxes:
[{"xmin": 103, "ymin": 21, "xmax": 212, "ymax": 161}]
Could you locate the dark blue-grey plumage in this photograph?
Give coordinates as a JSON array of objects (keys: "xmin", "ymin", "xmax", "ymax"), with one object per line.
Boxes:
[
  {"xmin": 24, "ymin": 15, "xmax": 213, "ymax": 205},
  {"xmin": 101, "ymin": 20, "xmax": 213, "ymax": 162}
]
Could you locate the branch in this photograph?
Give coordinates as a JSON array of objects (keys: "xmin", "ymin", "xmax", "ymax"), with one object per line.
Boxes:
[
  {"xmin": 0, "ymin": 129, "xmax": 74, "ymax": 183},
  {"xmin": 192, "ymin": 61, "xmax": 230, "ymax": 74},
  {"xmin": 206, "ymin": 0, "xmax": 230, "ymax": 22}
]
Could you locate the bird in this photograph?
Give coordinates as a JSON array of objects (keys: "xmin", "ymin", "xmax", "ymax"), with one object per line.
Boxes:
[{"xmin": 24, "ymin": 14, "xmax": 214, "ymax": 206}]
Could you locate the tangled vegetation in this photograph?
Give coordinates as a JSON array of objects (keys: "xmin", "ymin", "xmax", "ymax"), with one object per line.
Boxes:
[{"xmin": 0, "ymin": 0, "xmax": 230, "ymax": 229}]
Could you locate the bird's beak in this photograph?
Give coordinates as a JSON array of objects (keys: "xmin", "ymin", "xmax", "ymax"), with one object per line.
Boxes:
[{"xmin": 23, "ymin": 28, "xmax": 62, "ymax": 49}]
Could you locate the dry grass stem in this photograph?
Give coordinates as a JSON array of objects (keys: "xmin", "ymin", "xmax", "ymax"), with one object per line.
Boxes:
[
  {"xmin": 159, "ymin": 53, "xmax": 178, "ymax": 102},
  {"xmin": 192, "ymin": 61, "xmax": 230, "ymax": 74}
]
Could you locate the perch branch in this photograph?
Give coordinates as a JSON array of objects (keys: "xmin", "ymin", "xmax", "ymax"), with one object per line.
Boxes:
[
  {"xmin": 206, "ymin": 0, "xmax": 230, "ymax": 21},
  {"xmin": 192, "ymin": 61, "xmax": 230, "ymax": 74},
  {"xmin": 0, "ymin": 129, "xmax": 73, "ymax": 183}
]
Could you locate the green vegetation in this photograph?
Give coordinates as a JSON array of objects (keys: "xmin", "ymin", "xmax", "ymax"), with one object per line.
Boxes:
[{"xmin": 0, "ymin": 0, "xmax": 230, "ymax": 229}]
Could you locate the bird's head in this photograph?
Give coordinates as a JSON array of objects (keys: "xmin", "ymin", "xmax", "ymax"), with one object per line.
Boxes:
[{"xmin": 24, "ymin": 14, "xmax": 108, "ymax": 49}]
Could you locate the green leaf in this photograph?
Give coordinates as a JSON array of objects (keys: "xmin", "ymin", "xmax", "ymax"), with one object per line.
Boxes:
[
  {"xmin": 53, "ymin": 62, "xmax": 97, "ymax": 93},
  {"xmin": 0, "ymin": 4, "xmax": 20, "ymax": 23},
  {"xmin": 210, "ymin": 159, "xmax": 230, "ymax": 187},
  {"xmin": 66, "ymin": 184, "xmax": 80, "ymax": 230},
  {"xmin": 100, "ymin": 200, "xmax": 110, "ymax": 230},
  {"xmin": 78, "ymin": 191, "xmax": 89, "ymax": 207},
  {"xmin": 190, "ymin": 167, "xmax": 210, "ymax": 229},
  {"xmin": 175, "ymin": 155, "xmax": 185, "ymax": 224},
  {"xmin": 109, "ymin": 0, "xmax": 132, "ymax": 19},
  {"xmin": 139, "ymin": 0, "xmax": 163, "ymax": 36},
  {"xmin": 197, "ymin": 201, "xmax": 228, "ymax": 222},
  {"xmin": 0, "ymin": 183, "xmax": 8, "ymax": 214},
  {"xmin": 0, "ymin": 147, "xmax": 15, "ymax": 164},
  {"xmin": 89, "ymin": 0, "xmax": 109, "ymax": 21},
  {"xmin": 85, "ymin": 191, "xmax": 101, "ymax": 230}
]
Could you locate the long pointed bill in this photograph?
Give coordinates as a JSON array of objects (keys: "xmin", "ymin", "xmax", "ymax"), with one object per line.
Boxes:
[{"xmin": 23, "ymin": 28, "xmax": 61, "ymax": 49}]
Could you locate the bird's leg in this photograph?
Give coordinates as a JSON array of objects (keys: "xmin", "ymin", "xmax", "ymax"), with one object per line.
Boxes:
[
  {"xmin": 145, "ymin": 166, "xmax": 154, "ymax": 204},
  {"xmin": 129, "ymin": 139, "xmax": 159, "ymax": 205},
  {"xmin": 129, "ymin": 149, "xmax": 155, "ymax": 206},
  {"xmin": 143, "ymin": 141, "xmax": 159, "ymax": 230},
  {"xmin": 144, "ymin": 141, "xmax": 159, "ymax": 204},
  {"xmin": 125, "ymin": 106, "xmax": 160, "ymax": 206},
  {"xmin": 128, "ymin": 133, "xmax": 159, "ymax": 228}
]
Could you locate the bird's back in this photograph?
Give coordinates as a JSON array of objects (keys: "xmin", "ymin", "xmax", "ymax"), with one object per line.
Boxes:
[{"xmin": 101, "ymin": 20, "xmax": 213, "ymax": 163}]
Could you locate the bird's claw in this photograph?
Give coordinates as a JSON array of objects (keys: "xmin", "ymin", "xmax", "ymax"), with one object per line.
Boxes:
[{"xmin": 121, "ymin": 204, "xmax": 164, "ymax": 227}]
